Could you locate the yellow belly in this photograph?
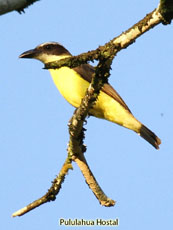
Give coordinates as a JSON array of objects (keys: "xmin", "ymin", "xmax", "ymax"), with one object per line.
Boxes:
[{"xmin": 49, "ymin": 67, "xmax": 141, "ymax": 132}]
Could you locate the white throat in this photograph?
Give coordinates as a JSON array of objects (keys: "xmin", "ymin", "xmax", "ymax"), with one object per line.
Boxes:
[{"xmin": 36, "ymin": 54, "xmax": 71, "ymax": 64}]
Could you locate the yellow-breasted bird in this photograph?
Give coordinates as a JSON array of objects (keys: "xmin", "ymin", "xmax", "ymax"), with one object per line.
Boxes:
[{"xmin": 19, "ymin": 42, "xmax": 161, "ymax": 149}]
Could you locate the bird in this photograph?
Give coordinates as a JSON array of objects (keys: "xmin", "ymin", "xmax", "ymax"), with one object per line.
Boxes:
[{"xmin": 19, "ymin": 42, "xmax": 161, "ymax": 149}]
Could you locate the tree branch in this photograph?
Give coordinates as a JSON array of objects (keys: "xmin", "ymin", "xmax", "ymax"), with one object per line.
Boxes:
[
  {"xmin": 159, "ymin": 0, "xmax": 173, "ymax": 24},
  {"xmin": 12, "ymin": 157, "xmax": 73, "ymax": 217},
  {"xmin": 12, "ymin": 1, "xmax": 173, "ymax": 217},
  {"xmin": 73, "ymin": 153, "xmax": 115, "ymax": 207},
  {"xmin": 67, "ymin": 56, "xmax": 115, "ymax": 206},
  {"xmin": 45, "ymin": 4, "xmax": 171, "ymax": 71},
  {"xmin": 0, "ymin": 0, "xmax": 39, "ymax": 15}
]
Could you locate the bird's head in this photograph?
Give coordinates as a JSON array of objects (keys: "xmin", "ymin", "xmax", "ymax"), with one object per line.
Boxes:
[{"xmin": 19, "ymin": 42, "xmax": 71, "ymax": 64}]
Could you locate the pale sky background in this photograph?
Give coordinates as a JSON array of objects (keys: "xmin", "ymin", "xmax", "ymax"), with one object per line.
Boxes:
[{"xmin": 1, "ymin": 0, "xmax": 173, "ymax": 229}]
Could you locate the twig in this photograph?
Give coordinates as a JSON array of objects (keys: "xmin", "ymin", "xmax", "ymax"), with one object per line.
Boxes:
[
  {"xmin": 73, "ymin": 153, "xmax": 115, "ymax": 206},
  {"xmin": 12, "ymin": 158, "xmax": 73, "ymax": 217}
]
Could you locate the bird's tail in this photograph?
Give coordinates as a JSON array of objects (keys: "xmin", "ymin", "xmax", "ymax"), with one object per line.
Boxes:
[{"xmin": 140, "ymin": 125, "xmax": 161, "ymax": 149}]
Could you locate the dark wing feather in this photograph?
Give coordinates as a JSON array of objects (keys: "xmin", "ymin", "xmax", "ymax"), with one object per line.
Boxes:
[
  {"xmin": 73, "ymin": 64, "xmax": 94, "ymax": 82},
  {"xmin": 73, "ymin": 64, "xmax": 132, "ymax": 113}
]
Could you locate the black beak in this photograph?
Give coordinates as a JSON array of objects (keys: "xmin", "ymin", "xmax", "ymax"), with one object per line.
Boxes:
[{"xmin": 19, "ymin": 48, "xmax": 38, "ymax": 59}]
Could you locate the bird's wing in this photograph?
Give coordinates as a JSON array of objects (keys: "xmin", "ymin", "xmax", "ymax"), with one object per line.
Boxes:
[{"xmin": 73, "ymin": 64, "xmax": 132, "ymax": 113}]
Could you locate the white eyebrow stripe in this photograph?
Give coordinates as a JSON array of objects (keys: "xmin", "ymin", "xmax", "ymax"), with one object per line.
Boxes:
[{"xmin": 38, "ymin": 42, "xmax": 63, "ymax": 48}]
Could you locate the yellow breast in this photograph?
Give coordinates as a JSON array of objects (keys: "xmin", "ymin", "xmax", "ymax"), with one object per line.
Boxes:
[
  {"xmin": 49, "ymin": 67, "xmax": 140, "ymax": 131},
  {"xmin": 50, "ymin": 67, "xmax": 89, "ymax": 108}
]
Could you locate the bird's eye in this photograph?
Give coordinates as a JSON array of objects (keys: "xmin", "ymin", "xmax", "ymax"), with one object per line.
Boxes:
[{"xmin": 45, "ymin": 45, "xmax": 51, "ymax": 50}]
